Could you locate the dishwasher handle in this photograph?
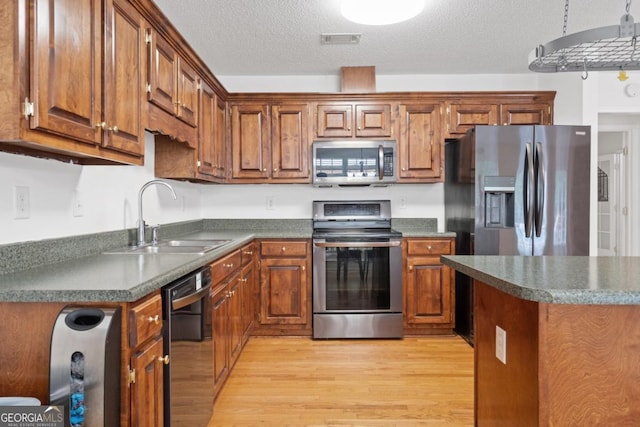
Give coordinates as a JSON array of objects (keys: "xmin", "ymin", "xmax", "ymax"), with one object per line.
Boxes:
[{"xmin": 172, "ymin": 282, "xmax": 211, "ymax": 310}]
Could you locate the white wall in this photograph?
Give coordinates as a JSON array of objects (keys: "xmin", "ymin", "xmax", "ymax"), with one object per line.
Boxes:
[
  {"xmin": 0, "ymin": 134, "xmax": 202, "ymax": 244},
  {"xmin": 1, "ymin": 71, "xmax": 625, "ymax": 245}
]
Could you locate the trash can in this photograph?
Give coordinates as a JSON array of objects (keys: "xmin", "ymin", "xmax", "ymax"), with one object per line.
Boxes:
[
  {"xmin": 0, "ymin": 397, "xmax": 41, "ymax": 406},
  {"xmin": 50, "ymin": 307, "xmax": 121, "ymax": 427}
]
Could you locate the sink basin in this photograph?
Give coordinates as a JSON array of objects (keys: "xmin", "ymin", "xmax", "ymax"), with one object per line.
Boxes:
[{"xmin": 103, "ymin": 239, "xmax": 231, "ymax": 255}]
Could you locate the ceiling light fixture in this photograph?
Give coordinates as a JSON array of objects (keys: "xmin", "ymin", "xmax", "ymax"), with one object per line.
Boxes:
[
  {"xmin": 529, "ymin": 0, "xmax": 640, "ymax": 79},
  {"xmin": 341, "ymin": 0, "xmax": 426, "ymax": 26}
]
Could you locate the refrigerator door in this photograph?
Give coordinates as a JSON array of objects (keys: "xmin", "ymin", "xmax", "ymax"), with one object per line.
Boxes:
[
  {"xmin": 474, "ymin": 125, "xmax": 534, "ymax": 255},
  {"xmin": 532, "ymin": 125, "xmax": 590, "ymax": 255}
]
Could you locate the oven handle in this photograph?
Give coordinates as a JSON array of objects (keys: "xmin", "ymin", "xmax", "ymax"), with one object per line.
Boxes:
[
  {"xmin": 313, "ymin": 240, "xmax": 401, "ymax": 248},
  {"xmin": 171, "ymin": 282, "xmax": 211, "ymax": 310}
]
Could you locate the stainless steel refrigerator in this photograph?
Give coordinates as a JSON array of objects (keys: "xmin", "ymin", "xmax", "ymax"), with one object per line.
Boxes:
[{"xmin": 444, "ymin": 125, "xmax": 591, "ymax": 343}]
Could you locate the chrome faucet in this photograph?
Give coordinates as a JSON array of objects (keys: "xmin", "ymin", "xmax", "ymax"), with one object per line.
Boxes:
[{"xmin": 137, "ymin": 180, "xmax": 177, "ymax": 247}]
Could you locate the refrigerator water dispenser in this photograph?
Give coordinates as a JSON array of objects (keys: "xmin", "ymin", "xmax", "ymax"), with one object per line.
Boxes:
[{"xmin": 483, "ymin": 176, "xmax": 515, "ymax": 228}]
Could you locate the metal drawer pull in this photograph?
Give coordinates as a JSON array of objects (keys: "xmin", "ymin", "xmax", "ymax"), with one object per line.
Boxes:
[{"xmin": 147, "ymin": 315, "xmax": 160, "ymax": 324}]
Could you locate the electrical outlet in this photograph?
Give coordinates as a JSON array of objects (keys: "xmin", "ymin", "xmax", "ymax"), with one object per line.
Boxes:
[
  {"xmin": 266, "ymin": 196, "xmax": 275, "ymax": 210},
  {"xmin": 496, "ymin": 325, "xmax": 507, "ymax": 364},
  {"xmin": 72, "ymin": 191, "xmax": 84, "ymax": 217},
  {"xmin": 399, "ymin": 196, "xmax": 407, "ymax": 209},
  {"xmin": 14, "ymin": 186, "xmax": 30, "ymax": 219}
]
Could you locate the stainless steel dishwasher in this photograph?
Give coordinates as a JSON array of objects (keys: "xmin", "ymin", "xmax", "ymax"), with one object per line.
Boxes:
[{"xmin": 162, "ymin": 265, "xmax": 213, "ymax": 427}]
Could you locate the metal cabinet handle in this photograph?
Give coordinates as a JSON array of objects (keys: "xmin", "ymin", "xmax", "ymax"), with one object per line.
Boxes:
[
  {"xmin": 158, "ymin": 355, "xmax": 170, "ymax": 365},
  {"xmin": 109, "ymin": 125, "xmax": 119, "ymax": 134},
  {"xmin": 96, "ymin": 122, "xmax": 107, "ymax": 130},
  {"xmin": 243, "ymin": 251, "xmax": 253, "ymax": 255},
  {"xmin": 147, "ymin": 315, "xmax": 160, "ymax": 324},
  {"xmin": 223, "ymin": 263, "xmax": 234, "ymax": 268}
]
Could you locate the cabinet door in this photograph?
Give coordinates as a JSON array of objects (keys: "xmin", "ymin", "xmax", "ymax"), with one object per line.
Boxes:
[
  {"xmin": 500, "ymin": 103, "xmax": 552, "ymax": 125},
  {"xmin": 130, "ymin": 336, "xmax": 164, "ymax": 427},
  {"xmin": 398, "ymin": 103, "xmax": 442, "ymax": 181},
  {"xmin": 447, "ymin": 103, "xmax": 499, "ymax": 136},
  {"xmin": 271, "ymin": 104, "xmax": 310, "ymax": 180},
  {"xmin": 355, "ymin": 104, "xmax": 392, "ymax": 137},
  {"xmin": 316, "ymin": 104, "xmax": 353, "ymax": 137},
  {"xmin": 31, "ymin": 0, "xmax": 102, "ymax": 145},
  {"xmin": 231, "ymin": 104, "xmax": 270, "ymax": 179},
  {"xmin": 240, "ymin": 261, "xmax": 257, "ymax": 341},
  {"xmin": 228, "ymin": 273, "xmax": 243, "ymax": 367},
  {"xmin": 260, "ymin": 258, "xmax": 308, "ymax": 325},
  {"xmin": 213, "ymin": 98, "xmax": 227, "ymax": 178},
  {"xmin": 176, "ymin": 58, "xmax": 198, "ymax": 127},
  {"xmin": 211, "ymin": 284, "xmax": 229, "ymax": 391},
  {"xmin": 147, "ymin": 30, "xmax": 177, "ymax": 116},
  {"xmin": 103, "ymin": 0, "xmax": 145, "ymax": 156},
  {"xmin": 405, "ymin": 257, "xmax": 452, "ymax": 325},
  {"xmin": 198, "ymin": 79, "xmax": 217, "ymax": 175}
]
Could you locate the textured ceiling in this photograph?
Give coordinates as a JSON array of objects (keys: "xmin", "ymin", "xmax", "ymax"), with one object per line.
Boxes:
[{"xmin": 152, "ymin": 0, "xmax": 626, "ymax": 77}]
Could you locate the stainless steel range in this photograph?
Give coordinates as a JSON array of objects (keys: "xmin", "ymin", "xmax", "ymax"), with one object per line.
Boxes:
[{"xmin": 312, "ymin": 200, "xmax": 403, "ymax": 339}]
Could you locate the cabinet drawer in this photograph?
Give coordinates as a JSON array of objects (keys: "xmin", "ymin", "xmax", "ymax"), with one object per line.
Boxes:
[
  {"xmin": 241, "ymin": 242, "xmax": 257, "ymax": 266},
  {"xmin": 261, "ymin": 241, "xmax": 308, "ymax": 257},
  {"xmin": 212, "ymin": 249, "xmax": 242, "ymax": 283},
  {"xmin": 129, "ymin": 293, "xmax": 162, "ymax": 348},
  {"xmin": 406, "ymin": 239, "xmax": 452, "ymax": 256}
]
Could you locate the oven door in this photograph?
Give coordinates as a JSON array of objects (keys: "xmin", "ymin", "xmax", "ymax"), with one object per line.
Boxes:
[{"xmin": 312, "ymin": 237, "xmax": 402, "ymax": 314}]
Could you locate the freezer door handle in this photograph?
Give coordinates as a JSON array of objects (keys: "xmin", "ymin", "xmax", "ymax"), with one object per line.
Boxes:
[
  {"xmin": 534, "ymin": 142, "xmax": 545, "ymax": 238},
  {"xmin": 523, "ymin": 142, "xmax": 534, "ymax": 237}
]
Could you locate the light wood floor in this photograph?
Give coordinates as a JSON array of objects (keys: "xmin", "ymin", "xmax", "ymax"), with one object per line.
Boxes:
[{"xmin": 209, "ymin": 336, "xmax": 474, "ymax": 426}]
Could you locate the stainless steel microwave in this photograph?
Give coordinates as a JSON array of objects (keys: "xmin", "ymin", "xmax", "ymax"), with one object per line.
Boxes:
[{"xmin": 312, "ymin": 140, "xmax": 397, "ymax": 186}]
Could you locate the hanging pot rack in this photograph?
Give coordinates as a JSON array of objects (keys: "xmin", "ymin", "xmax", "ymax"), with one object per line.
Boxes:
[{"xmin": 528, "ymin": 0, "xmax": 640, "ymax": 79}]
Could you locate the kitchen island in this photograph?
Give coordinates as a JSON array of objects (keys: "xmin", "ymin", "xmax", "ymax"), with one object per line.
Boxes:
[{"xmin": 441, "ymin": 255, "xmax": 640, "ymax": 426}]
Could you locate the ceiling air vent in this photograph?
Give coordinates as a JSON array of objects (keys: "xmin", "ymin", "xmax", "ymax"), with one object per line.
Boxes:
[{"xmin": 320, "ymin": 33, "xmax": 361, "ymax": 45}]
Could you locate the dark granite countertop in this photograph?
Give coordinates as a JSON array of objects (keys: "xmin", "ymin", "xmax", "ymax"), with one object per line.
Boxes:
[
  {"xmin": 0, "ymin": 217, "xmax": 448, "ymax": 303},
  {"xmin": 441, "ymin": 255, "xmax": 640, "ymax": 305}
]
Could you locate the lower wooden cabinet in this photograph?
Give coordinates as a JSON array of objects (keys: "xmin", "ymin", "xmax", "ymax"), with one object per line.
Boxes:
[
  {"xmin": 256, "ymin": 239, "xmax": 312, "ymax": 335},
  {"xmin": 403, "ymin": 238, "xmax": 456, "ymax": 335},
  {"xmin": 126, "ymin": 292, "xmax": 165, "ymax": 427},
  {"xmin": 210, "ymin": 242, "xmax": 257, "ymax": 400}
]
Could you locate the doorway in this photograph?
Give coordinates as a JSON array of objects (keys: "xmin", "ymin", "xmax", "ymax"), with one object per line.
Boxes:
[{"xmin": 597, "ymin": 113, "xmax": 640, "ymax": 256}]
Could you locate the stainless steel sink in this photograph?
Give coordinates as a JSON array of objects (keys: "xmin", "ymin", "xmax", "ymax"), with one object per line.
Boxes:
[
  {"xmin": 162, "ymin": 239, "xmax": 231, "ymax": 248},
  {"xmin": 103, "ymin": 239, "xmax": 231, "ymax": 255}
]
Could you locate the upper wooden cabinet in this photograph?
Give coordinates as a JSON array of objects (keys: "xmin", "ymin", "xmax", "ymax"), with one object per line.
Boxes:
[
  {"xmin": 500, "ymin": 103, "xmax": 552, "ymax": 126},
  {"xmin": 315, "ymin": 102, "xmax": 394, "ymax": 138},
  {"xmin": 271, "ymin": 104, "xmax": 310, "ymax": 180},
  {"xmin": 231, "ymin": 103, "xmax": 270, "ymax": 179},
  {"xmin": 154, "ymin": 76, "xmax": 226, "ymax": 182},
  {"xmin": 445, "ymin": 94, "xmax": 554, "ymax": 138},
  {"xmin": 0, "ymin": 0, "xmax": 145, "ymax": 165},
  {"xmin": 398, "ymin": 103, "xmax": 443, "ymax": 182},
  {"xmin": 230, "ymin": 102, "xmax": 310, "ymax": 182},
  {"xmin": 145, "ymin": 28, "xmax": 197, "ymax": 145}
]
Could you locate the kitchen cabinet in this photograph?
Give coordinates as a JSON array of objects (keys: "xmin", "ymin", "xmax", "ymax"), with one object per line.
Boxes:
[
  {"xmin": 210, "ymin": 242, "xmax": 257, "ymax": 399},
  {"xmin": 445, "ymin": 95, "xmax": 554, "ymax": 138},
  {"xmin": 397, "ymin": 103, "xmax": 443, "ymax": 182},
  {"xmin": 231, "ymin": 103, "xmax": 270, "ymax": 179},
  {"xmin": 145, "ymin": 28, "xmax": 198, "ymax": 145},
  {"xmin": 127, "ymin": 292, "xmax": 165, "ymax": 427},
  {"xmin": 270, "ymin": 103, "xmax": 311, "ymax": 180},
  {"xmin": 230, "ymin": 103, "xmax": 310, "ymax": 182},
  {"xmin": 403, "ymin": 238, "xmax": 455, "ymax": 335},
  {"xmin": 315, "ymin": 102, "xmax": 394, "ymax": 138},
  {"xmin": 154, "ymin": 76, "xmax": 227, "ymax": 182},
  {"xmin": 0, "ymin": 0, "xmax": 145, "ymax": 165},
  {"xmin": 500, "ymin": 102, "xmax": 552, "ymax": 126},
  {"xmin": 257, "ymin": 239, "xmax": 312, "ymax": 335}
]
